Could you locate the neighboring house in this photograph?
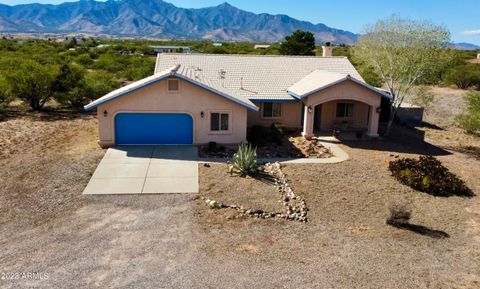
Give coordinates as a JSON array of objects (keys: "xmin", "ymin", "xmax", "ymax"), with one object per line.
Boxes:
[
  {"xmin": 85, "ymin": 47, "xmax": 389, "ymax": 147},
  {"xmin": 151, "ymin": 46, "xmax": 191, "ymax": 53},
  {"xmin": 254, "ymin": 44, "xmax": 271, "ymax": 49}
]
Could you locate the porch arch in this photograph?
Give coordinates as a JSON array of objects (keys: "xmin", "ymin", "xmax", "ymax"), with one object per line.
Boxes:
[{"xmin": 301, "ymin": 82, "xmax": 381, "ymax": 139}]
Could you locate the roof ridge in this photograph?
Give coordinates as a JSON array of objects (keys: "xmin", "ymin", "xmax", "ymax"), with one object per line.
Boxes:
[{"xmin": 158, "ymin": 53, "xmax": 347, "ymax": 59}]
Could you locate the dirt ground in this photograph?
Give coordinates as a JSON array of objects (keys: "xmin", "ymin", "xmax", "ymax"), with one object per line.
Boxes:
[{"xmin": 0, "ymin": 100, "xmax": 479, "ymax": 288}]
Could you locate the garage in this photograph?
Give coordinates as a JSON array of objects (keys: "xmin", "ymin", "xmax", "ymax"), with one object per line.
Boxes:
[{"xmin": 114, "ymin": 113, "xmax": 193, "ymax": 145}]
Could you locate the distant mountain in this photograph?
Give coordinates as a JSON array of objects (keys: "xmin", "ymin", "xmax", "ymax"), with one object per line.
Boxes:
[
  {"xmin": 0, "ymin": 0, "xmax": 357, "ymax": 44},
  {"xmin": 452, "ymin": 42, "xmax": 480, "ymax": 51}
]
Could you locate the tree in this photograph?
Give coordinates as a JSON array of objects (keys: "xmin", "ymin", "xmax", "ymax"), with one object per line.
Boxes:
[
  {"xmin": 456, "ymin": 91, "xmax": 480, "ymax": 135},
  {"xmin": 0, "ymin": 76, "xmax": 13, "ymax": 110},
  {"xmin": 444, "ymin": 63, "xmax": 480, "ymax": 89},
  {"xmin": 353, "ymin": 16, "xmax": 451, "ymax": 135},
  {"xmin": 5, "ymin": 60, "xmax": 59, "ymax": 111},
  {"xmin": 280, "ymin": 30, "xmax": 316, "ymax": 56}
]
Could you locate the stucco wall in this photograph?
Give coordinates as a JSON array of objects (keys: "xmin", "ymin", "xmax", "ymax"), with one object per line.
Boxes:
[
  {"xmin": 96, "ymin": 78, "xmax": 250, "ymax": 146},
  {"xmin": 247, "ymin": 101, "xmax": 303, "ymax": 128},
  {"xmin": 303, "ymin": 80, "xmax": 382, "ymax": 137},
  {"xmin": 316, "ymin": 100, "xmax": 370, "ymax": 131}
]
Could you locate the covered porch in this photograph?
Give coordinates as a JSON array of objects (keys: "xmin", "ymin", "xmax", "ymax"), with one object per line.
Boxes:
[{"xmin": 286, "ymin": 70, "xmax": 386, "ymax": 140}]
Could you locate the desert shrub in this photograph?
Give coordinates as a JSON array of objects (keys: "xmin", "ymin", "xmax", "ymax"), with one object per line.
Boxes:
[
  {"xmin": 229, "ymin": 144, "xmax": 258, "ymax": 177},
  {"xmin": 248, "ymin": 125, "xmax": 269, "ymax": 147},
  {"xmin": 389, "ymin": 156, "xmax": 474, "ymax": 197},
  {"xmin": 386, "ymin": 203, "xmax": 412, "ymax": 226},
  {"xmin": 5, "ymin": 59, "xmax": 59, "ymax": 111},
  {"xmin": 443, "ymin": 63, "xmax": 480, "ymax": 89},
  {"xmin": 0, "ymin": 77, "xmax": 13, "ymax": 111},
  {"xmin": 410, "ymin": 86, "xmax": 435, "ymax": 108},
  {"xmin": 270, "ymin": 123, "xmax": 286, "ymax": 145},
  {"xmin": 456, "ymin": 91, "xmax": 480, "ymax": 134},
  {"xmin": 54, "ymin": 67, "xmax": 120, "ymax": 109},
  {"xmin": 75, "ymin": 53, "xmax": 94, "ymax": 67}
]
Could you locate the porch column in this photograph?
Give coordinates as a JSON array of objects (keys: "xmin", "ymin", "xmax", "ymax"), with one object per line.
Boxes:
[
  {"xmin": 302, "ymin": 105, "xmax": 314, "ymax": 139},
  {"xmin": 367, "ymin": 105, "xmax": 380, "ymax": 138}
]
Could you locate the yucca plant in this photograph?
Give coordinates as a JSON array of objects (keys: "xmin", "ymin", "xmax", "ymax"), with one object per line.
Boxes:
[{"xmin": 229, "ymin": 144, "xmax": 258, "ymax": 177}]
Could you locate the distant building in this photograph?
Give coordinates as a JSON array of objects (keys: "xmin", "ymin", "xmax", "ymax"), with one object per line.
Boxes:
[
  {"xmin": 477, "ymin": 53, "xmax": 480, "ymax": 59},
  {"xmin": 212, "ymin": 42, "xmax": 223, "ymax": 47},
  {"xmin": 150, "ymin": 45, "xmax": 191, "ymax": 53},
  {"xmin": 95, "ymin": 44, "xmax": 111, "ymax": 49},
  {"xmin": 254, "ymin": 44, "xmax": 271, "ymax": 49}
]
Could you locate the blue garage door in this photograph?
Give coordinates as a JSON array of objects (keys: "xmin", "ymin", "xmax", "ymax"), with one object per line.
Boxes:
[{"xmin": 115, "ymin": 113, "xmax": 193, "ymax": 145}]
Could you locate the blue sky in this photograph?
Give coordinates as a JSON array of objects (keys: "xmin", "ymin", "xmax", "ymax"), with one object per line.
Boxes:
[{"xmin": 1, "ymin": 0, "xmax": 480, "ymax": 45}]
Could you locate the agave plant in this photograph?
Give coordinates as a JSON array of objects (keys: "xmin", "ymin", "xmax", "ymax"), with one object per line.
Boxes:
[{"xmin": 229, "ymin": 144, "xmax": 257, "ymax": 177}]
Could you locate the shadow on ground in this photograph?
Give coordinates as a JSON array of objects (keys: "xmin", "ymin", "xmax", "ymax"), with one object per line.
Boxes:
[
  {"xmin": 389, "ymin": 222, "xmax": 450, "ymax": 239},
  {"xmin": 341, "ymin": 124, "xmax": 452, "ymax": 156}
]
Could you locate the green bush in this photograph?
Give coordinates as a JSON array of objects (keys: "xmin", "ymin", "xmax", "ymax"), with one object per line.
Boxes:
[
  {"xmin": 5, "ymin": 59, "xmax": 59, "ymax": 111},
  {"xmin": 456, "ymin": 91, "xmax": 480, "ymax": 134},
  {"xmin": 229, "ymin": 144, "xmax": 258, "ymax": 177},
  {"xmin": 270, "ymin": 123, "xmax": 286, "ymax": 145},
  {"xmin": 247, "ymin": 125, "xmax": 269, "ymax": 147},
  {"xmin": 0, "ymin": 77, "xmax": 13, "ymax": 110},
  {"xmin": 75, "ymin": 54, "xmax": 94, "ymax": 67},
  {"xmin": 389, "ymin": 156, "xmax": 473, "ymax": 197},
  {"xmin": 443, "ymin": 63, "xmax": 480, "ymax": 89}
]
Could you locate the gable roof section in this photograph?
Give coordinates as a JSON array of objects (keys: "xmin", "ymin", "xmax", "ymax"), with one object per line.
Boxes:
[
  {"xmin": 84, "ymin": 65, "xmax": 258, "ymax": 112},
  {"xmin": 287, "ymin": 70, "xmax": 390, "ymax": 99},
  {"xmin": 155, "ymin": 54, "xmax": 365, "ymax": 101}
]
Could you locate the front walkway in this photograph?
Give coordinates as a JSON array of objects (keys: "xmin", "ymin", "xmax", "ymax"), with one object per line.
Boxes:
[{"xmin": 83, "ymin": 146, "xmax": 199, "ymax": 195}]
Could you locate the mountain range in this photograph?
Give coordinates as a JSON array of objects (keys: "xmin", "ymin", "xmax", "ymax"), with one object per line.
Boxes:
[{"xmin": 0, "ymin": 0, "xmax": 358, "ymax": 44}]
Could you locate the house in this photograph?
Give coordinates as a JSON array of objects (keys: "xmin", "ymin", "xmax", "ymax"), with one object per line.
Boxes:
[
  {"xmin": 254, "ymin": 44, "xmax": 271, "ymax": 49},
  {"xmin": 477, "ymin": 53, "xmax": 480, "ymax": 59},
  {"xmin": 151, "ymin": 45, "xmax": 191, "ymax": 54},
  {"xmin": 84, "ymin": 46, "xmax": 389, "ymax": 147}
]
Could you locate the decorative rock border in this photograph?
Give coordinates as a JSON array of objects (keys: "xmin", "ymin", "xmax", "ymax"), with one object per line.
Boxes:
[{"xmin": 203, "ymin": 162, "xmax": 308, "ymax": 223}]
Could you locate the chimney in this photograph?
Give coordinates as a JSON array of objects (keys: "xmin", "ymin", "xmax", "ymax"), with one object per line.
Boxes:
[{"xmin": 322, "ymin": 42, "xmax": 332, "ymax": 57}]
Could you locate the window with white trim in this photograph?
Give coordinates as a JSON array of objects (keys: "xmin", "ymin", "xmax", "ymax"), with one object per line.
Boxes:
[
  {"xmin": 210, "ymin": 112, "xmax": 229, "ymax": 131},
  {"xmin": 336, "ymin": 103, "xmax": 354, "ymax": 118},
  {"xmin": 167, "ymin": 79, "xmax": 179, "ymax": 91},
  {"xmin": 262, "ymin": 102, "xmax": 282, "ymax": 118}
]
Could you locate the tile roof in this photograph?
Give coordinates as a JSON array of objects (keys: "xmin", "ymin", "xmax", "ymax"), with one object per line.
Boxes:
[
  {"xmin": 155, "ymin": 54, "xmax": 365, "ymax": 101},
  {"xmin": 287, "ymin": 70, "xmax": 390, "ymax": 99},
  {"xmin": 84, "ymin": 65, "xmax": 258, "ymax": 111}
]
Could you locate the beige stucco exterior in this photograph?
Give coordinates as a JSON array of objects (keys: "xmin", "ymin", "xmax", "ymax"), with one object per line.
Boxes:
[
  {"xmin": 302, "ymin": 80, "xmax": 381, "ymax": 138},
  {"xmin": 247, "ymin": 101, "xmax": 303, "ymax": 129},
  {"xmin": 96, "ymin": 77, "xmax": 249, "ymax": 147},
  {"xmin": 315, "ymin": 100, "xmax": 370, "ymax": 131},
  {"xmin": 93, "ymin": 75, "xmax": 382, "ymax": 147}
]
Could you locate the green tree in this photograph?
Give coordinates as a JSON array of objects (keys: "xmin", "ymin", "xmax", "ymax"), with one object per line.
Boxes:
[
  {"xmin": 280, "ymin": 30, "xmax": 316, "ymax": 56},
  {"xmin": 456, "ymin": 91, "xmax": 480, "ymax": 134},
  {"xmin": 354, "ymin": 16, "xmax": 450, "ymax": 135},
  {"xmin": 6, "ymin": 60, "xmax": 59, "ymax": 111},
  {"xmin": 0, "ymin": 76, "xmax": 13, "ymax": 110},
  {"xmin": 443, "ymin": 63, "xmax": 480, "ymax": 89}
]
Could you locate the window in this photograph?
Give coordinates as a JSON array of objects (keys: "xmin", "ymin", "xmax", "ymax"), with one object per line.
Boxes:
[
  {"xmin": 336, "ymin": 103, "xmax": 354, "ymax": 118},
  {"xmin": 167, "ymin": 79, "xmax": 179, "ymax": 91},
  {"xmin": 262, "ymin": 102, "xmax": 282, "ymax": 118},
  {"xmin": 210, "ymin": 113, "xmax": 229, "ymax": 131}
]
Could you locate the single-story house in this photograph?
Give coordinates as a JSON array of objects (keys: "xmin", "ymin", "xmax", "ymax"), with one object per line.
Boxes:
[{"xmin": 84, "ymin": 47, "xmax": 390, "ymax": 147}]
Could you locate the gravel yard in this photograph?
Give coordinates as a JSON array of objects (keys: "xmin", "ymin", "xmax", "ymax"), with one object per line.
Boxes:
[{"xmin": 0, "ymin": 105, "xmax": 479, "ymax": 288}]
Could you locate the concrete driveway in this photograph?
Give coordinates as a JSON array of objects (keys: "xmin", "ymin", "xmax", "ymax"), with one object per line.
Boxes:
[{"xmin": 83, "ymin": 146, "xmax": 198, "ymax": 194}]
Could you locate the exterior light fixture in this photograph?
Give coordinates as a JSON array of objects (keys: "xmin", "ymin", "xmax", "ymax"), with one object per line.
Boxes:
[
  {"xmin": 103, "ymin": 110, "xmax": 108, "ymax": 117},
  {"xmin": 307, "ymin": 106, "xmax": 313, "ymax": 113},
  {"xmin": 200, "ymin": 111, "xmax": 204, "ymax": 118},
  {"xmin": 376, "ymin": 107, "xmax": 381, "ymax": 113}
]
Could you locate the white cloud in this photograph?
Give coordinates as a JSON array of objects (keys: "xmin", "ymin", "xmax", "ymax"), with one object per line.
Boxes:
[{"xmin": 461, "ymin": 29, "xmax": 480, "ymax": 35}]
